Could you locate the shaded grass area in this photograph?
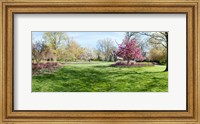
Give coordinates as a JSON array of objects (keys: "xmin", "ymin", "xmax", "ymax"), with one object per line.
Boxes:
[{"xmin": 32, "ymin": 62, "xmax": 168, "ymax": 92}]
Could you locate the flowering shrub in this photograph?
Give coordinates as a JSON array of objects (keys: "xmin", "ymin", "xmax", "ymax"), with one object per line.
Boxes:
[
  {"xmin": 32, "ymin": 62, "xmax": 60, "ymax": 75},
  {"xmin": 112, "ymin": 61, "xmax": 154, "ymax": 67}
]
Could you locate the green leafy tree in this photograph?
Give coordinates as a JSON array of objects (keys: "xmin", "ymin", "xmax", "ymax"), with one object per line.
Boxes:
[
  {"xmin": 43, "ymin": 32, "xmax": 68, "ymax": 61},
  {"xmin": 147, "ymin": 47, "xmax": 167, "ymax": 64}
]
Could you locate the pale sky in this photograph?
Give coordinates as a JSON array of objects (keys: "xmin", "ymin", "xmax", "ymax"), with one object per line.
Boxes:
[{"xmin": 32, "ymin": 31, "xmax": 126, "ymax": 49}]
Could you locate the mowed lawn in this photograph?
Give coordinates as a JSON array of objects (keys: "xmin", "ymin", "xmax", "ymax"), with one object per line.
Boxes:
[{"xmin": 32, "ymin": 62, "xmax": 168, "ymax": 92}]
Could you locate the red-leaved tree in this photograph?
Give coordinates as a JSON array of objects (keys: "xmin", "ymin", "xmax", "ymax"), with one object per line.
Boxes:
[{"xmin": 116, "ymin": 37, "xmax": 144, "ymax": 65}]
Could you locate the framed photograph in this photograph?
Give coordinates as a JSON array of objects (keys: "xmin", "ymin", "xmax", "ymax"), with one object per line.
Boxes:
[{"xmin": 0, "ymin": 0, "xmax": 199, "ymax": 123}]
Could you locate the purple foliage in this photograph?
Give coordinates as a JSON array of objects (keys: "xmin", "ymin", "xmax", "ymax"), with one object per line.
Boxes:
[
  {"xmin": 32, "ymin": 62, "xmax": 60, "ymax": 75},
  {"xmin": 116, "ymin": 37, "xmax": 144, "ymax": 63},
  {"xmin": 112, "ymin": 61, "xmax": 154, "ymax": 67}
]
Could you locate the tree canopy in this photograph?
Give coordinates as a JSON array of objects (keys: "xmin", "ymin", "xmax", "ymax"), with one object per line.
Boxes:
[{"xmin": 116, "ymin": 37, "xmax": 144, "ymax": 65}]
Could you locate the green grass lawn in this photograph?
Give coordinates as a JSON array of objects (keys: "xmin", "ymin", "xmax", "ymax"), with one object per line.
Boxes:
[{"xmin": 32, "ymin": 62, "xmax": 168, "ymax": 92}]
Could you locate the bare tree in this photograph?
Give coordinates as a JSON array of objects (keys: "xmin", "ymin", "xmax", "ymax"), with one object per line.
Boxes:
[
  {"xmin": 96, "ymin": 38, "xmax": 116, "ymax": 61},
  {"xmin": 32, "ymin": 40, "xmax": 47, "ymax": 64}
]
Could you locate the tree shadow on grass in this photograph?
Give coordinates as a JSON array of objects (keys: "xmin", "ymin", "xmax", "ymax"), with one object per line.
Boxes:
[{"xmin": 32, "ymin": 65, "xmax": 168, "ymax": 92}]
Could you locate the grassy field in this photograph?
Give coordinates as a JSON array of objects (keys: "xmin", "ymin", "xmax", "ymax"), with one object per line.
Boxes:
[{"xmin": 32, "ymin": 62, "xmax": 168, "ymax": 92}]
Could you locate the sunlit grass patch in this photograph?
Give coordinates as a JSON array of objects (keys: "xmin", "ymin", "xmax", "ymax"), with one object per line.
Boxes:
[{"xmin": 32, "ymin": 62, "xmax": 168, "ymax": 92}]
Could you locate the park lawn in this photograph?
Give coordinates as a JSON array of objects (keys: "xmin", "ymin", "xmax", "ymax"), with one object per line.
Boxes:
[{"xmin": 32, "ymin": 62, "xmax": 168, "ymax": 92}]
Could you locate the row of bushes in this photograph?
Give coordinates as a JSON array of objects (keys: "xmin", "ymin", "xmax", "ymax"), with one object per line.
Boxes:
[
  {"xmin": 112, "ymin": 61, "xmax": 154, "ymax": 67},
  {"xmin": 32, "ymin": 62, "xmax": 61, "ymax": 75}
]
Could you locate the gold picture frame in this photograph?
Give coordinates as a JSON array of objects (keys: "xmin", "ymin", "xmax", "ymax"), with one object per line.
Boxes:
[{"xmin": 0, "ymin": 0, "xmax": 199, "ymax": 123}]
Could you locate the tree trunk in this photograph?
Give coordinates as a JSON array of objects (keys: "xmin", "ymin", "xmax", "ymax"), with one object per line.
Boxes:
[
  {"xmin": 127, "ymin": 59, "xmax": 130, "ymax": 65},
  {"xmin": 164, "ymin": 33, "xmax": 168, "ymax": 72},
  {"xmin": 164, "ymin": 62, "xmax": 168, "ymax": 71}
]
